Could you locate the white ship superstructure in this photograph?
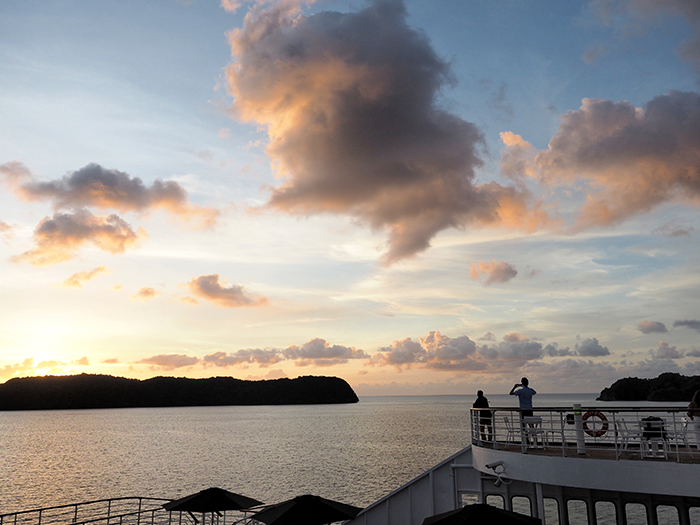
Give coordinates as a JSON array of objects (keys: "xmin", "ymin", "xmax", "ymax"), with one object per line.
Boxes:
[{"xmin": 348, "ymin": 405, "xmax": 700, "ymax": 525}]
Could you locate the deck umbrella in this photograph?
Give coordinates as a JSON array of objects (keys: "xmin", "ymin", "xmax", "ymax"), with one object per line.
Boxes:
[
  {"xmin": 248, "ymin": 494, "xmax": 362, "ymax": 525},
  {"xmin": 422, "ymin": 503, "xmax": 542, "ymax": 525},
  {"xmin": 163, "ymin": 487, "xmax": 263, "ymax": 524}
]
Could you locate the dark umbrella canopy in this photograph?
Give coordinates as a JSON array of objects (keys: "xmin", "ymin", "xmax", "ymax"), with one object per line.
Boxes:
[
  {"xmin": 163, "ymin": 487, "xmax": 263, "ymax": 513},
  {"xmin": 422, "ymin": 504, "xmax": 542, "ymax": 525},
  {"xmin": 249, "ymin": 494, "xmax": 362, "ymax": 525}
]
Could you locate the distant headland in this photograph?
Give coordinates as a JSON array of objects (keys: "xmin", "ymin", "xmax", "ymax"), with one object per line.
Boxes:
[
  {"xmin": 0, "ymin": 373, "xmax": 359, "ymax": 410},
  {"xmin": 597, "ymin": 372, "xmax": 700, "ymax": 401}
]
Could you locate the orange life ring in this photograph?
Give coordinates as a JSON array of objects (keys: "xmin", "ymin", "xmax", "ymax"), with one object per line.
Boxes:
[{"xmin": 582, "ymin": 411, "xmax": 608, "ymax": 437}]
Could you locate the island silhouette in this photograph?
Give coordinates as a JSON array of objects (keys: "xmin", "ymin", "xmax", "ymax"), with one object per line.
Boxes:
[
  {"xmin": 598, "ymin": 372, "xmax": 700, "ymax": 401},
  {"xmin": 0, "ymin": 373, "xmax": 359, "ymax": 410}
]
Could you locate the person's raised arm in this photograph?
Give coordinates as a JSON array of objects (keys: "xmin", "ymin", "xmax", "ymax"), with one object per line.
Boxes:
[{"xmin": 509, "ymin": 383, "xmax": 520, "ymax": 395}]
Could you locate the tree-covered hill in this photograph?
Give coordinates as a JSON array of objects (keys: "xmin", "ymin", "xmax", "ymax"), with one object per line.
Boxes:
[
  {"xmin": 597, "ymin": 372, "xmax": 700, "ymax": 402},
  {"xmin": 0, "ymin": 374, "xmax": 359, "ymax": 410}
]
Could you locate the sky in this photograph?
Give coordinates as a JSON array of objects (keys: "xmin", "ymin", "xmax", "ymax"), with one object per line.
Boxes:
[{"xmin": 1, "ymin": 0, "xmax": 699, "ymax": 396}]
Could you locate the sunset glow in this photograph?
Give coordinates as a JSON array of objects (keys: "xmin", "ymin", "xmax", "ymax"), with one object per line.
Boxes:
[{"xmin": 1, "ymin": 0, "xmax": 699, "ymax": 395}]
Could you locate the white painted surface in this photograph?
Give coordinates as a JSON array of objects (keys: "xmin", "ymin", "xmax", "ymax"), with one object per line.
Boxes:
[{"xmin": 472, "ymin": 446, "xmax": 700, "ymax": 498}]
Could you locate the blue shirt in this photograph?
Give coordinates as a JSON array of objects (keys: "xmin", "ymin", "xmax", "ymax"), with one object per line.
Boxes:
[{"xmin": 513, "ymin": 386, "xmax": 536, "ymax": 410}]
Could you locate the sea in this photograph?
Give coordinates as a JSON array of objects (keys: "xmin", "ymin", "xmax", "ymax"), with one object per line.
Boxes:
[{"xmin": 0, "ymin": 393, "xmax": 683, "ymax": 515}]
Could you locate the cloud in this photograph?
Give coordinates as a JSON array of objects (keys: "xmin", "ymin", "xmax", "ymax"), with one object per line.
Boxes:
[
  {"xmin": 503, "ymin": 332, "xmax": 528, "ymax": 343},
  {"xmin": 221, "ymin": 0, "xmax": 242, "ymax": 13},
  {"xmin": 0, "ymin": 357, "xmax": 38, "ymax": 379},
  {"xmin": 74, "ymin": 357, "xmax": 90, "ymax": 365},
  {"xmin": 0, "ymin": 221, "xmax": 12, "ymax": 234},
  {"xmin": 245, "ymin": 369, "xmax": 289, "ymax": 381},
  {"xmin": 652, "ymin": 222, "xmax": 693, "ymax": 237},
  {"xmin": 674, "ymin": 319, "xmax": 700, "ymax": 332},
  {"xmin": 131, "ymin": 287, "xmax": 162, "ymax": 301},
  {"xmin": 101, "ymin": 358, "xmax": 119, "ymax": 364},
  {"xmin": 187, "ymin": 274, "xmax": 268, "ymax": 308},
  {"xmin": 543, "ymin": 343, "xmax": 573, "ymax": 356},
  {"xmin": 479, "ymin": 340, "xmax": 545, "ymax": 363},
  {"xmin": 591, "ymin": 0, "xmax": 700, "ymax": 73},
  {"xmin": 282, "ymin": 338, "xmax": 369, "ymax": 366},
  {"xmin": 62, "ymin": 266, "xmax": 110, "ymax": 288},
  {"xmin": 575, "ymin": 337, "xmax": 610, "ymax": 356},
  {"xmin": 180, "ymin": 296, "xmax": 199, "ymax": 305},
  {"xmin": 0, "ymin": 357, "xmax": 73, "ymax": 379},
  {"xmin": 420, "ymin": 331, "xmax": 478, "ymax": 370},
  {"xmin": 651, "ymin": 341, "xmax": 683, "ymax": 359},
  {"xmin": 469, "ymin": 259, "xmax": 518, "ymax": 285},
  {"xmin": 0, "ymin": 160, "xmax": 32, "ymax": 184},
  {"xmin": 136, "ymin": 354, "xmax": 200, "ymax": 370},
  {"xmin": 636, "ymin": 320, "xmax": 668, "ymax": 334},
  {"xmin": 478, "ymin": 79, "xmax": 514, "ymax": 120},
  {"xmin": 0, "ymin": 162, "xmax": 218, "ymax": 228},
  {"xmin": 499, "ymin": 132, "xmax": 538, "ymax": 182},
  {"xmin": 203, "ymin": 338, "xmax": 370, "ymax": 369},
  {"xmin": 522, "ymin": 358, "xmax": 618, "ymax": 388},
  {"xmin": 10, "ymin": 209, "xmax": 147, "ymax": 266},
  {"xmin": 502, "ymin": 92, "xmax": 700, "ymax": 228},
  {"xmin": 369, "ymin": 337, "xmax": 427, "ymax": 370},
  {"xmin": 479, "ymin": 332, "xmax": 496, "ymax": 341},
  {"xmin": 582, "ymin": 44, "xmax": 609, "ymax": 64},
  {"xmin": 369, "ymin": 331, "xmax": 537, "ymax": 371},
  {"xmin": 226, "ymin": 0, "xmax": 549, "ymax": 264},
  {"xmin": 686, "ymin": 347, "xmax": 700, "ymax": 357},
  {"xmin": 202, "ymin": 349, "xmax": 282, "ymax": 368}
]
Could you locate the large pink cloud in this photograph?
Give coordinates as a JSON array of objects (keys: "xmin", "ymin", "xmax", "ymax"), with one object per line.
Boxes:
[
  {"xmin": 501, "ymin": 91, "xmax": 700, "ymax": 228},
  {"xmin": 226, "ymin": 1, "xmax": 549, "ymax": 264}
]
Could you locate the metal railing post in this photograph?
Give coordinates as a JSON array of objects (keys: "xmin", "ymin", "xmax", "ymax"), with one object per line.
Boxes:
[{"xmin": 574, "ymin": 404, "xmax": 586, "ymax": 455}]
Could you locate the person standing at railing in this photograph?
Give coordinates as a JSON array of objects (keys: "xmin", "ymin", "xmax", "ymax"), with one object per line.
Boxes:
[
  {"xmin": 473, "ymin": 390, "xmax": 493, "ymax": 442},
  {"xmin": 687, "ymin": 389, "xmax": 700, "ymax": 448},
  {"xmin": 510, "ymin": 377, "xmax": 536, "ymax": 418}
]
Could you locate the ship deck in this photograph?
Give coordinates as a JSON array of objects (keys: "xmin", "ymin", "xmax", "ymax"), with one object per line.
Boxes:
[{"xmin": 470, "ymin": 404, "xmax": 700, "ymax": 464}]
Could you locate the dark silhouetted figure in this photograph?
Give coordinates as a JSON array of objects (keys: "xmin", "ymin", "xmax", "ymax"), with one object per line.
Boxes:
[{"xmin": 473, "ymin": 390, "xmax": 493, "ymax": 443}]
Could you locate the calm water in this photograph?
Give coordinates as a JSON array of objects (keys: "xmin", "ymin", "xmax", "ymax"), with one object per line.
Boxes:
[{"xmin": 0, "ymin": 393, "xmax": 612, "ymax": 513}]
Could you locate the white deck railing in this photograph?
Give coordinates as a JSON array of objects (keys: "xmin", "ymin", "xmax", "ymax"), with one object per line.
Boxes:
[{"xmin": 470, "ymin": 406, "xmax": 698, "ymax": 462}]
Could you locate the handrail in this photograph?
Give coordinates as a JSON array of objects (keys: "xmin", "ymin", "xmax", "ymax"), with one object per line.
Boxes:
[
  {"xmin": 0, "ymin": 498, "xmax": 171, "ymax": 519},
  {"xmin": 469, "ymin": 405, "xmax": 698, "ymax": 462},
  {"xmin": 0, "ymin": 497, "xmax": 173, "ymax": 525}
]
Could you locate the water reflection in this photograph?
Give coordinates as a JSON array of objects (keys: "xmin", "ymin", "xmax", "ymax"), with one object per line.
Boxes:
[{"xmin": 0, "ymin": 396, "xmax": 476, "ymax": 512}]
